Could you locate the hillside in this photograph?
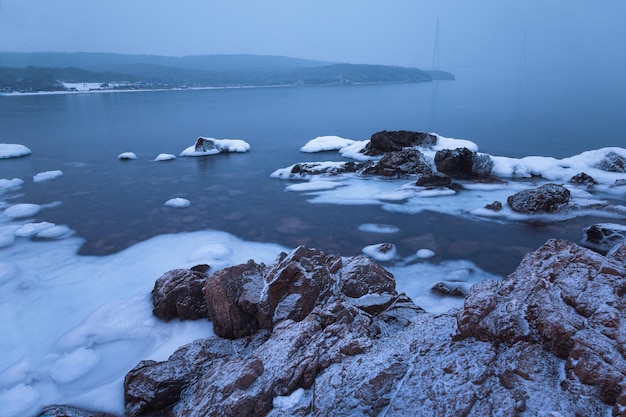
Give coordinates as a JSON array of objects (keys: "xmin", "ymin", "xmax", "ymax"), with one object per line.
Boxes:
[{"xmin": 0, "ymin": 52, "xmax": 454, "ymax": 93}]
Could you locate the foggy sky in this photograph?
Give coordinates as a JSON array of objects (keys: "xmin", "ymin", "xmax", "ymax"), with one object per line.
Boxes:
[{"xmin": 1, "ymin": 0, "xmax": 625, "ymax": 69}]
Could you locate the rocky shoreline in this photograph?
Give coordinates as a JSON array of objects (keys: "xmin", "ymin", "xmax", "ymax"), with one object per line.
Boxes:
[{"xmin": 37, "ymin": 234, "xmax": 626, "ymax": 416}]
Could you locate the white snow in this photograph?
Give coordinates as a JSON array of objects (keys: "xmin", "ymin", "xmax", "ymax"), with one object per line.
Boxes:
[
  {"xmin": 179, "ymin": 137, "xmax": 250, "ymax": 156},
  {"xmin": 358, "ymin": 223, "xmax": 400, "ymax": 234},
  {"xmin": 15, "ymin": 222, "xmax": 55, "ymax": 238},
  {"xmin": 300, "ymin": 135, "xmax": 356, "ymax": 153},
  {"xmin": 362, "ymin": 243, "xmax": 398, "ymax": 262},
  {"xmin": 416, "ymin": 249, "xmax": 436, "ymax": 259},
  {"xmin": 154, "ymin": 153, "xmax": 176, "ymax": 162},
  {"xmin": 164, "ymin": 198, "xmax": 191, "ymax": 208},
  {"xmin": 117, "ymin": 152, "xmax": 137, "ymax": 160},
  {"xmin": 33, "ymin": 170, "xmax": 63, "ymax": 183},
  {"xmin": 338, "ymin": 140, "xmax": 376, "ymax": 161},
  {"xmin": 3, "ymin": 203, "xmax": 42, "ymax": 220},
  {"xmin": 285, "ymin": 181, "xmax": 344, "ymax": 192},
  {"xmin": 35, "ymin": 225, "xmax": 73, "ymax": 239},
  {"xmin": 273, "ymin": 387, "xmax": 306, "ymax": 409},
  {"xmin": 272, "ymin": 135, "xmax": 626, "ymax": 224},
  {"xmin": 50, "ymin": 347, "xmax": 101, "ymax": 383},
  {"xmin": 0, "ymin": 179, "xmax": 24, "ymax": 194},
  {"xmin": 0, "ymin": 144, "xmax": 32, "ymax": 159}
]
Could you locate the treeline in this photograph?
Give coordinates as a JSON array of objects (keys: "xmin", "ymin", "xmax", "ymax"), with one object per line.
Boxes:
[{"xmin": 0, "ymin": 54, "xmax": 453, "ymax": 93}]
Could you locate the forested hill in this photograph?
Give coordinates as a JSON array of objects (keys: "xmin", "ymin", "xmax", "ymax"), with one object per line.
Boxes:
[{"xmin": 0, "ymin": 52, "xmax": 454, "ymax": 93}]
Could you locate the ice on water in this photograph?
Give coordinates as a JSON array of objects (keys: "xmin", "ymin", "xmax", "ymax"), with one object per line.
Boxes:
[
  {"xmin": 0, "ymin": 144, "xmax": 32, "ymax": 159},
  {"xmin": 164, "ymin": 197, "xmax": 191, "ymax": 208},
  {"xmin": 33, "ymin": 170, "xmax": 63, "ymax": 183},
  {"xmin": 299, "ymin": 135, "xmax": 356, "ymax": 153},
  {"xmin": 180, "ymin": 137, "xmax": 250, "ymax": 156},
  {"xmin": 117, "ymin": 152, "xmax": 137, "ymax": 160},
  {"xmin": 154, "ymin": 153, "xmax": 176, "ymax": 162},
  {"xmin": 274, "ymin": 134, "xmax": 626, "ymax": 223}
]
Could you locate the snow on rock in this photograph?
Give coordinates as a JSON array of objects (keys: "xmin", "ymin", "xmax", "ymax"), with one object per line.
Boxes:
[
  {"xmin": 119, "ymin": 240, "xmax": 624, "ymax": 417},
  {"xmin": 415, "ymin": 248, "xmax": 436, "ymax": 259},
  {"xmin": 581, "ymin": 223, "xmax": 626, "ymax": 253},
  {"xmin": 0, "ymin": 179, "xmax": 24, "ymax": 194},
  {"xmin": 3, "ymin": 203, "xmax": 42, "ymax": 220},
  {"xmin": 358, "ymin": 223, "xmax": 400, "ymax": 234},
  {"xmin": 299, "ymin": 135, "xmax": 356, "ymax": 153},
  {"xmin": 164, "ymin": 198, "xmax": 191, "ymax": 208},
  {"xmin": 0, "ymin": 144, "xmax": 32, "ymax": 159},
  {"xmin": 33, "ymin": 170, "xmax": 63, "ymax": 183},
  {"xmin": 362, "ymin": 242, "xmax": 397, "ymax": 262},
  {"xmin": 180, "ymin": 137, "xmax": 250, "ymax": 157},
  {"xmin": 117, "ymin": 152, "xmax": 137, "ymax": 160},
  {"xmin": 154, "ymin": 153, "xmax": 176, "ymax": 162}
]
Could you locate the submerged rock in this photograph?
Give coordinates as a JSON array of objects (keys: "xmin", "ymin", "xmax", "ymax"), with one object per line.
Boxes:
[
  {"xmin": 506, "ymin": 183, "xmax": 571, "ymax": 213},
  {"xmin": 569, "ymin": 172, "xmax": 598, "ymax": 186},
  {"xmin": 361, "ymin": 130, "xmax": 437, "ymax": 156},
  {"xmin": 120, "ymin": 240, "xmax": 625, "ymax": 417},
  {"xmin": 581, "ymin": 223, "xmax": 626, "ymax": 254},
  {"xmin": 434, "ymin": 147, "xmax": 493, "ymax": 178}
]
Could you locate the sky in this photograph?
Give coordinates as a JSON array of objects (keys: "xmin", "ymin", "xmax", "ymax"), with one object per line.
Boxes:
[{"xmin": 0, "ymin": 0, "xmax": 625, "ymax": 69}]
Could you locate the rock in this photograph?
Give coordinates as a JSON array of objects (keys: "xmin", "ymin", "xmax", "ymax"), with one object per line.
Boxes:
[
  {"xmin": 36, "ymin": 405, "xmax": 118, "ymax": 417},
  {"xmin": 595, "ymin": 151, "xmax": 626, "ymax": 173},
  {"xmin": 361, "ymin": 130, "xmax": 437, "ymax": 156},
  {"xmin": 152, "ymin": 266, "xmax": 210, "ymax": 321},
  {"xmin": 581, "ymin": 223, "xmax": 626, "ymax": 254},
  {"xmin": 434, "ymin": 147, "xmax": 493, "ymax": 178},
  {"xmin": 289, "ymin": 161, "xmax": 369, "ymax": 176},
  {"xmin": 360, "ymin": 148, "xmax": 433, "ymax": 178},
  {"xmin": 506, "ymin": 183, "xmax": 571, "ymax": 213},
  {"xmin": 616, "ymin": 179, "xmax": 626, "ymax": 187},
  {"xmin": 125, "ymin": 240, "xmax": 625, "ymax": 417},
  {"xmin": 415, "ymin": 172, "xmax": 452, "ymax": 187},
  {"xmin": 431, "ymin": 282, "xmax": 466, "ymax": 297},
  {"xmin": 485, "ymin": 200, "xmax": 503, "ymax": 211},
  {"xmin": 456, "ymin": 239, "xmax": 626, "ymax": 412},
  {"xmin": 194, "ymin": 137, "xmax": 216, "ymax": 153},
  {"xmin": 569, "ymin": 172, "xmax": 597, "ymax": 186}
]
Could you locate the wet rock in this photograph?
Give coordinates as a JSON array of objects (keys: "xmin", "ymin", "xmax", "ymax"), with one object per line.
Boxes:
[
  {"xmin": 569, "ymin": 172, "xmax": 597, "ymax": 186},
  {"xmin": 361, "ymin": 130, "xmax": 437, "ymax": 156},
  {"xmin": 194, "ymin": 137, "xmax": 216, "ymax": 153},
  {"xmin": 581, "ymin": 223, "xmax": 626, "ymax": 254},
  {"xmin": 506, "ymin": 183, "xmax": 571, "ymax": 213},
  {"xmin": 431, "ymin": 282, "xmax": 466, "ymax": 297},
  {"xmin": 485, "ymin": 200, "xmax": 503, "ymax": 211},
  {"xmin": 36, "ymin": 405, "xmax": 118, "ymax": 417},
  {"xmin": 152, "ymin": 266, "xmax": 210, "ymax": 321},
  {"xmin": 434, "ymin": 147, "xmax": 493, "ymax": 178},
  {"xmin": 360, "ymin": 148, "xmax": 432, "ymax": 178},
  {"xmin": 126, "ymin": 240, "xmax": 625, "ymax": 417},
  {"xmin": 595, "ymin": 151, "xmax": 626, "ymax": 173},
  {"xmin": 415, "ymin": 172, "xmax": 452, "ymax": 187}
]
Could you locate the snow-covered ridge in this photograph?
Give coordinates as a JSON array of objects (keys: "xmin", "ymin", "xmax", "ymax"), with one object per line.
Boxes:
[{"xmin": 272, "ymin": 133, "xmax": 626, "ymax": 223}]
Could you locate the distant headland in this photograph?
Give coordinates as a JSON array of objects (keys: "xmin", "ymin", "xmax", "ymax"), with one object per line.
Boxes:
[{"xmin": 0, "ymin": 52, "xmax": 454, "ymax": 94}]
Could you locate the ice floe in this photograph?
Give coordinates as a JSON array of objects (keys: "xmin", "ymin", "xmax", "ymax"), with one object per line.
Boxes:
[
  {"xmin": 3, "ymin": 203, "xmax": 42, "ymax": 220},
  {"xmin": 272, "ymin": 133, "xmax": 626, "ymax": 224},
  {"xmin": 0, "ymin": 179, "xmax": 24, "ymax": 194},
  {"xmin": 154, "ymin": 153, "xmax": 176, "ymax": 161},
  {"xmin": 117, "ymin": 152, "xmax": 137, "ymax": 160},
  {"xmin": 357, "ymin": 223, "xmax": 400, "ymax": 234},
  {"xmin": 164, "ymin": 198, "xmax": 191, "ymax": 208},
  {"xmin": 285, "ymin": 180, "xmax": 344, "ymax": 192},
  {"xmin": 0, "ymin": 144, "xmax": 31, "ymax": 159},
  {"xmin": 33, "ymin": 170, "xmax": 63, "ymax": 183},
  {"xmin": 180, "ymin": 137, "xmax": 250, "ymax": 157},
  {"xmin": 416, "ymin": 249, "xmax": 436, "ymax": 259}
]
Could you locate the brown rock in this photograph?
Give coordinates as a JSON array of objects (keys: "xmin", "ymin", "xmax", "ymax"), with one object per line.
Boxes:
[
  {"xmin": 506, "ymin": 183, "xmax": 571, "ymax": 213},
  {"xmin": 152, "ymin": 266, "xmax": 209, "ymax": 321}
]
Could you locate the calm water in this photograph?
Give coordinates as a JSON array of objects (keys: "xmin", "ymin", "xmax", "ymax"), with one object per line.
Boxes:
[{"xmin": 1, "ymin": 67, "xmax": 625, "ymax": 275}]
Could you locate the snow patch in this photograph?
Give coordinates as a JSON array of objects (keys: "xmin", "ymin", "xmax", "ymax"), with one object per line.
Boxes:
[
  {"xmin": 164, "ymin": 198, "xmax": 191, "ymax": 208},
  {"xmin": 3, "ymin": 204, "xmax": 42, "ymax": 220},
  {"xmin": 285, "ymin": 181, "xmax": 344, "ymax": 192},
  {"xmin": 117, "ymin": 152, "xmax": 137, "ymax": 160},
  {"xmin": 50, "ymin": 348, "xmax": 101, "ymax": 384},
  {"xmin": 0, "ymin": 144, "xmax": 31, "ymax": 159},
  {"xmin": 358, "ymin": 223, "xmax": 400, "ymax": 234},
  {"xmin": 416, "ymin": 249, "xmax": 436, "ymax": 259},
  {"xmin": 362, "ymin": 243, "xmax": 397, "ymax": 262},
  {"xmin": 180, "ymin": 137, "xmax": 250, "ymax": 156},
  {"xmin": 33, "ymin": 170, "xmax": 63, "ymax": 183},
  {"xmin": 300, "ymin": 135, "xmax": 356, "ymax": 153},
  {"xmin": 0, "ymin": 179, "xmax": 24, "ymax": 194},
  {"xmin": 154, "ymin": 153, "xmax": 176, "ymax": 162}
]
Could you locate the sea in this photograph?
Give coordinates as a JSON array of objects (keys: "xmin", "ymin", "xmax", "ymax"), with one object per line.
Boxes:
[{"xmin": 0, "ymin": 66, "xmax": 625, "ymax": 415}]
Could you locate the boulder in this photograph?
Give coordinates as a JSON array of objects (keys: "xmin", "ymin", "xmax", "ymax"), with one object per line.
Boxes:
[
  {"xmin": 595, "ymin": 151, "xmax": 626, "ymax": 173},
  {"xmin": 360, "ymin": 148, "xmax": 432, "ymax": 178},
  {"xmin": 152, "ymin": 265, "xmax": 210, "ymax": 321},
  {"xmin": 194, "ymin": 137, "xmax": 216, "ymax": 153},
  {"xmin": 361, "ymin": 130, "xmax": 437, "ymax": 156},
  {"xmin": 581, "ymin": 223, "xmax": 626, "ymax": 254},
  {"xmin": 434, "ymin": 147, "xmax": 493, "ymax": 178},
  {"xmin": 123, "ymin": 240, "xmax": 625, "ymax": 417},
  {"xmin": 415, "ymin": 172, "xmax": 452, "ymax": 187},
  {"xmin": 36, "ymin": 405, "xmax": 117, "ymax": 417},
  {"xmin": 506, "ymin": 183, "xmax": 571, "ymax": 213},
  {"xmin": 569, "ymin": 172, "xmax": 597, "ymax": 186},
  {"xmin": 485, "ymin": 200, "xmax": 503, "ymax": 211}
]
